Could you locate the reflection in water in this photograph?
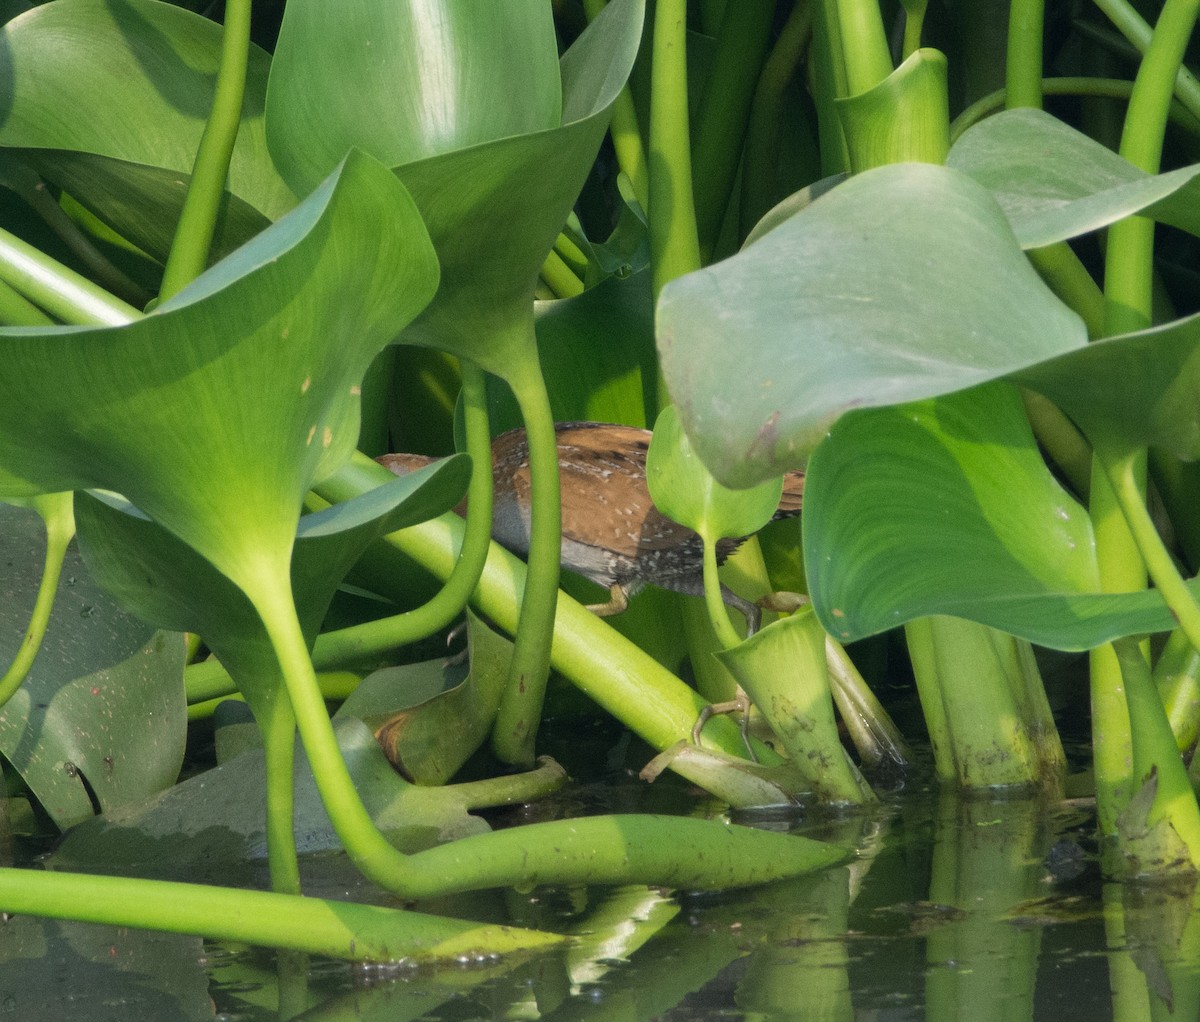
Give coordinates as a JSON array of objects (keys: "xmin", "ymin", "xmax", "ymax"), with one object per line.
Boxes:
[{"xmin": 16, "ymin": 728, "xmax": 1200, "ymax": 1019}]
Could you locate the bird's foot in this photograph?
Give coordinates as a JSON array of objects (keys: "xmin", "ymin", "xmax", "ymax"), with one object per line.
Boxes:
[{"xmin": 692, "ymin": 688, "xmax": 757, "ymax": 762}]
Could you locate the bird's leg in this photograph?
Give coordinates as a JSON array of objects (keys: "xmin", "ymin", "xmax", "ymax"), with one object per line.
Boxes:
[
  {"xmin": 585, "ymin": 584, "xmax": 630, "ymax": 618},
  {"xmin": 692, "ymin": 690, "xmax": 756, "ymax": 762},
  {"xmin": 756, "ymin": 591, "xmax": 809, "ymax": 615}
]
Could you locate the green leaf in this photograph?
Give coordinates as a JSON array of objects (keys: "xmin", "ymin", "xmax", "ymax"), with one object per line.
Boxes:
[
  {"xmin": 50, "ymin": 718, "xmax": 492, "ymax": 886},
  {"xmin": 835, "ymin": 48, "xmax": 949, "ymax": 171},
  {"xmin": 74, "ymin": 456, "xmax": 469, "ymax": 707},
  {"xmin": 0, "ymin": 505, "xmax": 185, "ymax": 829},
  {"xmin": 487, "ymin": 270, "xmax": 659, "ymax": 432},
  {"xmin": 801, "ymin": 382, "xmax": 1196, "ymax": 650},
  {"xmin": 266, "ymin": 0, "xmax": 646, "ymax": 373},
  {"xmin": 658, "ymin": 162, "xmax": 1087, "ymax": 488},
  {"xmin": 0, "ymin": 0, "xmax": 295, "ymax": 263},
  {"xmin": 1015, "ymin": 310, "xmax": 1200, "ymax": 460},
  {"xmin": 949, "ymin": 108, "xmax": 1200, "ymax": 249},
  {"xmin": 646, "ymin": 405, "xmax": 782, "ymax": 543},
  {"xmin": 339, "ymin": 611, "xmax": 509, "ymax": 786},
  {"xmin": 0, "ymin": 150, "xmax": 439, "ymax": 599},
  {"xmin": 265, "ymin": 0, "xmax": 562, "ymax": 193}
]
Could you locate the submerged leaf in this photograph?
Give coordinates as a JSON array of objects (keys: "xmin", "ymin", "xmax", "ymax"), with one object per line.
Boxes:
[{"xmin": 0, "ymin": 505, "xmax": 185, "ymax": 828}]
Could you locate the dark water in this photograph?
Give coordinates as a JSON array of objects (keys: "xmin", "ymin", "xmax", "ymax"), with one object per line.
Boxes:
[{"xmin": 3, "ymin": 725, "xmax": 1197, "ymax": 1021}]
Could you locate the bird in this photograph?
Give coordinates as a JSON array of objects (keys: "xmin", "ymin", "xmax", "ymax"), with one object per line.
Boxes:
[{"xmin": 377, "ymin": 420, "xmax": 805, "ymax": 634}]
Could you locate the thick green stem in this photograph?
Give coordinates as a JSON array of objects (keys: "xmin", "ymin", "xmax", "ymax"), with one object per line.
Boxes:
[
  {"xmin": 1102, "ymin": 449, "xmax": 1200, "ymax": 657},
  {"xmin": 254, "ymin": 576, "xmax": 412, "ymax": 890},
  {"xmin": 1104, "ymin": 0, "xmax": 1200, "ymax": 329},
  {"xmin": 540, "ymin": 249, "xmax": 584, "ymax": 299},
  {"xmin": 740, "ymin": 1, "xmax": 815, "ymax": 236},
  {"xmin": 258, "ymin": 689, "xmax": 300, "ymax": 895},
  {"xmin": 832, "ymin": 0, "xmax": 893, "ymax": 94},
  {"xmin": 1005, "ymin": 0, "xmax": 1045, "ymax": 109},
  {"xmin": 905, "ymin": 617, "xmax": 1063, "ymax": 789},
  {"xmin": 308, "ymin": 360, "xmax": 494, "ymax": 666},
  {"xmin": 649, "ymin": 0, "xmax": 701, "ymax": 306},
  {"xmin": 1112, "ymin": 637, "xmax": 1200, "ymax": 872},
  {"xmin": 952, "ymin": 77, "xmax": 1200, "ymax": 140},
  {"xmin": 0, "ymin": 866, "xmax": 560, "ymax": 962},
  {"xmin": 0, "ymin": 226, "xmax": 139, "ymax": 326},
  {"xmin": 20, "ymin": 177, "xmax": 150, "ymax": 309},
  {"xmin": 901, "ymin": 1, "xmax": 927, "ymax": 57},
  {"xmin": 1090, "ymin": 463, "xmax": 1142, "ymax": 838},
  {"xmin": 159, "ymin": 0, "xmax": 251, "ymax": 301},
  {"xmin": 491, "ymin": 354, "xmax": 561, "ymax": 767},
  {"xmin": 1091, "ymin": 0, "xmax": 1200, "ymax": 861},
  {"xmin": 1155, "ymin": 628, "xmax": 1200, "ymax": 751},
  {"xmin": 1092, "ymin": 0, "xmax": 1200, "ymax": 122},
  {"xmin": 0, "ymin": 277, "xmax": 54, "ymax": 327},
  {"xmin": 702, "ymin": 540, "xmax": 742, "ymax": 651}
]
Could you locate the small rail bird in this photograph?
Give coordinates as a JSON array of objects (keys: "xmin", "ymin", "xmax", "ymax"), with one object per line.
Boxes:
[{"xmin": 378, "ymin": 421, "xmax": 805, "ymax": 633}]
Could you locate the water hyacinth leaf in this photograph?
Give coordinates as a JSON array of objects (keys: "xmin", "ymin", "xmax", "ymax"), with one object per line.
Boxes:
[
  {"xmin": 74, "ymin": 457, "xmax": 470, "ymax": 706},
  {"xmin": 50, "ymin": 719, "xmax": 493, "ymax": 886},
  {"xmin": 835, "ymin": 48, "xmax": 950, "ymax": 171},
  {"xmin": 657, "ymin": 162, "xmax": 1087, "ymax": 488},
  {"xmin": 266, "ymin": 0, "xmax": 645, "ymax": 371},
  {"xmin": 949, "ymin": 108, "xmax": 1200, "ymax": 248},
  {"xmin": 485, "ymin": 270, "xmax": 659, "ymax": 432},
  {"xmin": 647, "ymin": 404, "xmax": 782, "ymax": 542},
  {"xmin": 0, "ymin": 505, "xmax": 185, "ymax": 828},
  {"xmin": 0, "ymin": 0, "xmax": 295, "ymax": 263},
  {"xmin": 0, "ymin": 151, "xmax": 439, "ymax": 600},
  {"xmin": 265, "ymin": 0, "xmax": 562, "ymax": 193},
  {"xmin": 803, "ymin": 382, "xmax": 1199, "ymax": 650},
  {"xmin": 1014, "ymin": 310, "xmax": 1200, "ymax": 461}
]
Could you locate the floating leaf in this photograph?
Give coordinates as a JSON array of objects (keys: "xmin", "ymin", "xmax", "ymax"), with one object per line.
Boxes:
[
  {"xmin": 50, "ymin": 719, "xmax": 492, "ymax": 886},
  {"xmin": 0, "ymin": 505, "xmax": 185, "ymax": 828}
]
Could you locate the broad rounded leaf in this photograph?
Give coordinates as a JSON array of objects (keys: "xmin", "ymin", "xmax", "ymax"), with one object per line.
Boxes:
[
  {"xmin": 266, "ymin": 0, "xmax": 562, "ymax": 194},
  {"xmin": 646, "ymin": 405, "xmax": 782, "ymax": 542},
  {"xmin": 75, "ymin": 457, "xmax": 469, "ymax": 707},
  {"xmin": 266, "ymin": 0, "xmax": 646, "ymax": 374},
  {"xmin": 949, "ymin": 108, "xmax": 1200, "ymax": 248},
  {"xmin": 658, "ymin": 162, "xmax": 1087, "ymax": 488},
  {"xmin": 1016, "ymin": 310, "xmax": 1200, "ymax": 460},
  {"xmin": 803, "ymin": 382, "xmax": 1191, "ymax": 650},
  {"xmin": 0, "ymin": 150, "xmax": 439, "ymax": 597},
  {"xmin": 0, "ymin": 0, "xmax": 296, "ymax": 261}
]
